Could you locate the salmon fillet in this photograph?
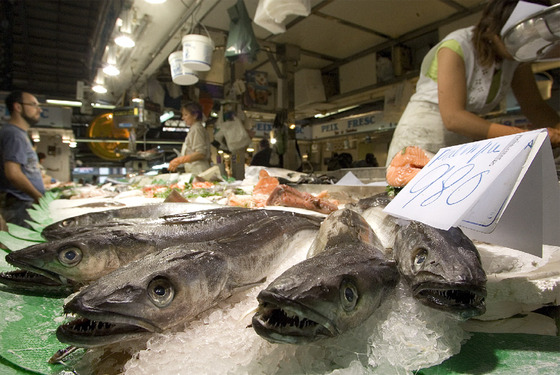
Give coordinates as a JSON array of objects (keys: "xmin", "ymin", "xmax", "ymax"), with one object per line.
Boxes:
[
  {"xmin": 266, "ymin": 184, "xmax": 338, "ymax": 214},
  {"xmin": 386, "ymin": 146, "xmax": 432, "ymax": 187},
  {"xmin": 253, "ymin": 170, "xmax": 280, "ymax": 195}
]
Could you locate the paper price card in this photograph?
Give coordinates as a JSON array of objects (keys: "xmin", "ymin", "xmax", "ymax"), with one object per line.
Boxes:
[{"xmin": 384, "ymin": 129, "xmax": 560, "ymax": 257}]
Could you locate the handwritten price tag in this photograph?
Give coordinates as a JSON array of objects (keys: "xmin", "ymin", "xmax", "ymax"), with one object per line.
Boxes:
[{"xmin": 384, "ymin": 129, "xmax": 559, "ymax": 256}]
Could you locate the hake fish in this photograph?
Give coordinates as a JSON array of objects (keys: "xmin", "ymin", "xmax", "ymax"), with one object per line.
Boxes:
[
  {"xmin": 393, "ymin": 221, "xmax": 487, "ymax": 319},
  {"xmin": 1, "ymin": 207, "xmax": 322, "ymax": 295},
  {"xmin": 345, "ymin": 192, "xmax": 401, "ymax": 252},
  {"xmin": 252, "ymin": 209, "xmax": 399, "ymax": 344},
  {"xmin": 55, "ymin": 214, "xmax": 321, "ymax": 348},
  {"xmin": 348, "ymin": 193, "xmax": 487, "ymax": 319},
  {"xmin": 41, "ymin": 202, "xmax": 206, "ymax": 241}
]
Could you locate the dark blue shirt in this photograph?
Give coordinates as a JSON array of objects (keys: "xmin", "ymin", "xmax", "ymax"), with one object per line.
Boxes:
[{"xmin": 0, "ymin": 123, "xmax": 45, "ymax": 201}]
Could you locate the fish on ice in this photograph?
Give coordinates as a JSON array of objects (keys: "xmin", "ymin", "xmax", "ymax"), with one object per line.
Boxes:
[
  {"xmin": 393, "ymin": 221, "xmax": 487, "ymax": 319},
  {"xmin": 252, "ymin": 209, "xmax": 399, "ymax": 344},
  {"xmin": 55, "ymin": 214, "xmax": 322, "ymax": 348},
  {"xmin": 0, "ymin": 207, "xmax": 322, "ymax": 296},
  {"xmin": 41, "ymin": 202, "xmax": 198, "ymax": 240},
  {"xmin": 348, "ymin": 193, "xmax": 487, "ymax": 319}
]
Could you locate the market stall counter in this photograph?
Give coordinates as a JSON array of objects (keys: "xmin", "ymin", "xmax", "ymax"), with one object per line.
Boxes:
[{"xmin": 0, "ymin": 167, "xmax": 557, "ymax": 374}]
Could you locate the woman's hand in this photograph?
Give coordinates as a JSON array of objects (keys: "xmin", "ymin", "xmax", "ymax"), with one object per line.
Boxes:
[
  {"xmin": 168, "ymin": 156, "xmax": 189, "ymax": 172},
  {"xmin": 547, "ymin": 128, "xmax": 560, "ymax": 147}
]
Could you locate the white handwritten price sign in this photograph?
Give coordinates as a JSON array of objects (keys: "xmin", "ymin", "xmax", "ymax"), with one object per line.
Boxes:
[{"xmin": 384, "ymin": 129, "xmax": 560, "ymax": 257}]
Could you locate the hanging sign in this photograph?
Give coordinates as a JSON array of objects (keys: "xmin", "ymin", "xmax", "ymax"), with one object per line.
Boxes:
[
  {"xmin": 310, "ymin": 111, "xmax": 393, "ymax": 139},
  {"xmin": 384, "ymin": 129, "xmax": 560, "ymax": 257}
]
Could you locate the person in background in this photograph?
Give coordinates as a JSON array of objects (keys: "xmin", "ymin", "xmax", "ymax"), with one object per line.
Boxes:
[
  {"xmin": 37, "ymin": 152, "xmax": 56, "ymax": 186},
  {"xmin": 168, "ymin": 102, "xmax": 212, "ymax": 174},
  {"xmin": 250, "ymin": 139, "xmax": 273, "ymax": 167},
  {"xmin": 386, "ymin": 0, "xmax": 560, "ymax": 164},
  {"xmin": 353, "ymin": 153, "xmax": 379, "ymax": 168},
  {"xmin": 0, "ymin": 90, "xmax": 45, "ymax": 228}
]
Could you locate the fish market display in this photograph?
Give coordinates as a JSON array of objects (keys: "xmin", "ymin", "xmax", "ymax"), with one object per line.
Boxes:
[
  {"xmin": 348, "ymin": 192, "xmax": 487, "ymax": 318},
  {"xmin": 394, "ymin": 221, "xmax": 487, "ymax": 319},
  {"xmin": 1, "ymin": 207, "xmax": 322, "ymax": 295},
  {"xmin": 252, "ymin": 209, "xmax": 399, "ymax": 343},
  {"xmin": 41, "ymin": 202, "xmax": 197, "ymax": 240},
  {"xmin": 56, "ymin": 214, "xmax": 322, "ymax": 348}
]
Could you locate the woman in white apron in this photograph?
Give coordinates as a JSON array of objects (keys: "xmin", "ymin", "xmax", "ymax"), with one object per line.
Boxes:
[
  {"xmin": 387, "ymin": 0, "xmax": 560, "ymax": 164},
  {"xmin": 168, "ymin": 102, "xmax": 212, "ymax": 175}
]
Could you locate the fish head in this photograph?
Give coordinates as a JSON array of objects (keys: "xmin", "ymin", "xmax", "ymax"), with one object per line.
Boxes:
[
  {"xmin": 4, "ymin": 236, "xmax": 123, "ymax": 286},
  {"xmin": 252, "ymin": 243, "xmax": 399, "ymax": 344},
  {"xmin": 307, "ymin": 209, "xmax": 382, "ymax": 258},
  {"xmin": 394, "ymin": 221, "xmax": 487, "ymax": 319},
  {"xmin": 346, "ymin": 193, "xmax": 400, "ymax": 251},
  {"xmin": 57, "ymin": 247, "xmax": 228, "ymax": 348},
  {"xmin": 42, "ymin": 215, "xmax": 93, "ymax": 238}
]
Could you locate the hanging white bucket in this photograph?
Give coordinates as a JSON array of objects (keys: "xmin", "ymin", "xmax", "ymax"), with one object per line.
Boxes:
[
  {"xmin": 168, "ymin": 51, "xmax": 199, "ymax": 85},
  {"xmin": 182, "ymin": 34, "xmax": 214, "ymax": 71}
]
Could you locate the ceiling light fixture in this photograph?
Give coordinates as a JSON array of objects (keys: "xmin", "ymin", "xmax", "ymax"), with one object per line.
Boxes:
[
  {"xmin": 115, "ymin": 10, "xmax": 135, "ymax": 48},
  {"xmin": 47, "ymin": 99, "xmax": 83, "ymax": 107},
  {"xmin": 103, "ymin": 44, "xmax": 120, "ymax": 76},
  {"xmin": 144, "ymin": 0, "xmax": 167, "ymax": 4},
  {"xmin": 92, "ymin": 68, "xmax": 108, "ymax": 94}
]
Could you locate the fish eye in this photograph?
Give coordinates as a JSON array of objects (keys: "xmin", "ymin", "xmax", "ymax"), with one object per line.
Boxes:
[
  {"xmin": 414, "ymin": 248, "xmax": 428, "ymax": 266},
  {"xmin": 148, "ymin": 277, "xmax": 174, "ymax": 308},
  {"xmin": 57, "ymin": 247, "xmax": 82, "ymax": 267},
  {"xmin": 60, "ymin": 219, "xmax": 75, "ymax": 228},
  {"xmin": 340, "ymin": 280, "xmax": 358, "ymax": 312}
]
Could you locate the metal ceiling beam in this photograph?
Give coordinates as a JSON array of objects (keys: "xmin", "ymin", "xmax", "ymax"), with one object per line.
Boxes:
[{"xmin": 89, "ymin": 0, "xmax": 125, "ymax": 82}]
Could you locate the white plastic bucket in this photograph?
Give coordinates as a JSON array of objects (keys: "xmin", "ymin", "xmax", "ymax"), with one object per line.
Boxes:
[
  {"xmin": 182, "ymin": 34, "xmax": 214, "ymax": 71},
  {"xmin": 168, "ymin": 51, "xmax": 199, "ymax": 85}
]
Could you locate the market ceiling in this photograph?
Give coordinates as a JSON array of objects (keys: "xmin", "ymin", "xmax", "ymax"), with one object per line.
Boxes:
[{"xmin": 2, "ymin": 0, "xmax": 488, "ymax": 109}]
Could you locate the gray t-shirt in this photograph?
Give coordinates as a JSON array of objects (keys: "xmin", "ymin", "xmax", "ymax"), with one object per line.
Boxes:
[{"xmin": 0, "ymin": 123, "xmax": 45, "ymax": 201}]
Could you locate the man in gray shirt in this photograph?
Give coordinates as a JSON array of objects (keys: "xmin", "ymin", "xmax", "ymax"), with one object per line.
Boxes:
[{"xmin": 0, "ymin": 90, "xmax": 45, "ymax": 228}]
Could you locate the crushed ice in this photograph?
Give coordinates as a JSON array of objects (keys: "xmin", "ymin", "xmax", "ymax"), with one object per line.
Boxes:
[{"xmin": 120, "ymin": 234, "xmax": 470, "ymax": 375}]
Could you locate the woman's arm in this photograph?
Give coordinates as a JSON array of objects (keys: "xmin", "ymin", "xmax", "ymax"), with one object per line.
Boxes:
[
  {"xmin": 167, "ymin": 151, "xmax": 205, "ymax": 172},
  {"xmin": 511, "ymin": 63, "xmax": 560, "ymax": 130},
  {"xmin": 437, "ymin": 47, "xmax": 523, "ymax": 140}
]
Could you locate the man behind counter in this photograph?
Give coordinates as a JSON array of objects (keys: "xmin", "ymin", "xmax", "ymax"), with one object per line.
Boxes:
[{"xmin": 0, "ymin": 90, "xmax": 45, "ymax": 228}]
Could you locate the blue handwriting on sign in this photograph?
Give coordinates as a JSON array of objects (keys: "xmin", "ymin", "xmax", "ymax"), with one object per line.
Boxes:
[
  {"xmin": 401, "ymin": 163, "xmax": 490, "ymax": 209},
  {"xmin": 431, "ymin": 140, "xmax": 502, "ymax": 165}
]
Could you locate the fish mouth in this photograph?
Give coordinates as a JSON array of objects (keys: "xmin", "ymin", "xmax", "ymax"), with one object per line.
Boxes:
[
  {"xmin": 5, "ymin": 251, "xmax": 74, "ymax": 285},
  {"xmin": 252, "ymin": 291, "xmax": 338, "ymax": 344},
  {"xmin": 413, "ymin": 283, "xmax": 486, "ymax": 319},
  {"xmin": 56, "ymin": 317, "xmax": 151, "ymax": 348},
  {"xmin": 56, "ymin": 298, "xmax": 160, "ymax": 348},
  {"xmin": 0, "ymin": 269, "xmax": 75, "ymax": 296}
]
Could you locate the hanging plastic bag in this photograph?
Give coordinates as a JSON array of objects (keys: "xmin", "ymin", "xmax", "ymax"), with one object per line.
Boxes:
[
  {"xmin": 225, "ymin": 0, "xmax": 260, "ymax": 62},
  {"xmin": 213, "ymin": 107, "xmax": 252, "ymax": 152},
  {"xmin": 254, "ymin": 0, "xmax": 285, "ymax": 34}
]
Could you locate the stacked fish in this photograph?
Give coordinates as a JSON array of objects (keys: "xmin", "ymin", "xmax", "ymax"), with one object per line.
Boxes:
[
  {"xmin": 0, "ymin": 192, "xmax": 487, "ymax": 368},
  {"xmin": 0, "ymin": 204, "xmax": 323, "ymax": 352},
  {"xmin": 252, "ymin": 192, "xmax": 487, "ymax": 344}
]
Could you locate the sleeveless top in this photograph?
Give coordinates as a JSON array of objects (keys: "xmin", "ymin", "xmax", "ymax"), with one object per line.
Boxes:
[{"xmin": 411, "ymin": 27, "xmax": 520, "ymax": 115}]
